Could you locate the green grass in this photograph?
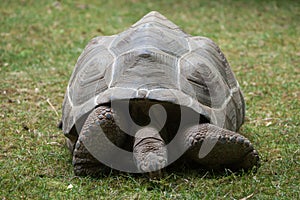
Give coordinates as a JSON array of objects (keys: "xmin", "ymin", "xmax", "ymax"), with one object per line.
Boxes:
[{"xmin": 1, "ymin": 0, "xmax": 299, "ymax": 199}]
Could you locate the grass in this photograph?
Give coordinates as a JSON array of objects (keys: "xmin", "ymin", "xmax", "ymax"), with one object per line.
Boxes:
[{"xmin": 0, "ymin": 0, "xmax": 299, "ymax": 199}]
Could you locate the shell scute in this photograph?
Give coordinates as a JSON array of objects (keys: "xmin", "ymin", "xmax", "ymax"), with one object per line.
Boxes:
[{"xmin": 62, "ymin": 11, "xmax": 244, "ymax": 136}]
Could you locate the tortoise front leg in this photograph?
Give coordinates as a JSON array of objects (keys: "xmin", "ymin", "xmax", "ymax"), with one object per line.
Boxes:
[
  {"xmin": 183, "ymin": 123, "xmax": 260, "ymax": 171},
  {"xmin": 72, "ymin": 105, "xmax": 126, "ymax": 176}
]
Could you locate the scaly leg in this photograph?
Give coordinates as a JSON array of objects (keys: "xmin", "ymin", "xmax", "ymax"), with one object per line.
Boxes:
[
  {"xmin": 133, "ymin": 127, "xmax": 168, "ymax": 178},
  {"xmin": 72, "ymin": 105, "xmax": 126, "ymax": 176},
  {"xmin": 183, "ymin": 123, "xmax": 259, "ymax": 171}
]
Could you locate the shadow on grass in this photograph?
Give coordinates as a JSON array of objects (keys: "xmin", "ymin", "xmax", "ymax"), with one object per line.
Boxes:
[{"xmin": 74, "ymin": 156, "xmax": 259, "ymax": 181}]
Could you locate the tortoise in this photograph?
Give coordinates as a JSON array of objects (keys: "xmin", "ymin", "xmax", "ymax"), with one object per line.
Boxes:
[{"xmin": 61, "ymin": 11, "xmax": 259, "ymax": 177}]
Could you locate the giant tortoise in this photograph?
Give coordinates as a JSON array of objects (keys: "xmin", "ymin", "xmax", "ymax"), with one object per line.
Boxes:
[{"xmin": 61, "ymin": 11, "xmax": 259, "ymax": 176}]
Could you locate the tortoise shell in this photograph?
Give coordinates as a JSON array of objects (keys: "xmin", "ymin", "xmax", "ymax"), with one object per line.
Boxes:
[{"xmin": 62, "ymin": 11, "xmax": 245, "ymax": 139}]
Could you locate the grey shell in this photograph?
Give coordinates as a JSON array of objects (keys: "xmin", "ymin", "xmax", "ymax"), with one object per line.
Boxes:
[{"xmin": 62, "ymin": 11, "xmax": 245, "ymax": 137}]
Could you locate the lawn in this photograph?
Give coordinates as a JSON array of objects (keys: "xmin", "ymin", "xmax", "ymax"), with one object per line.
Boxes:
[{"xmin": 0, "ymin": 0, "xmax": 299, "ymax": 199}]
